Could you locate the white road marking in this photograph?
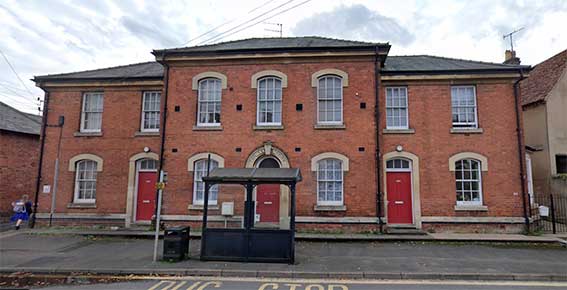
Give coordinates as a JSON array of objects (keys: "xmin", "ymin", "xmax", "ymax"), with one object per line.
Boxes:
[{"xmin": 143, "ymin": 277, "xmax": 567, "ymax": 288}]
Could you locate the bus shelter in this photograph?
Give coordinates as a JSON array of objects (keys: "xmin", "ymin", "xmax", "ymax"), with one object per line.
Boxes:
[{"xmin": 200, "ymin": 167, "xmax": 301, "ymax": 264}]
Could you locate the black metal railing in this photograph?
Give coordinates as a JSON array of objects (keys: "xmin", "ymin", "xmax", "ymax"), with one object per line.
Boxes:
[{"xmin": 529, "ymin": 193, "xmax": 567, "ymax": 234}]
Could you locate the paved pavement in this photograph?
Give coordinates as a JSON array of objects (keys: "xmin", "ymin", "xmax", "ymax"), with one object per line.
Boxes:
[
  {"xmin": 25, "ymin": 228, "xmax": 567, "ymax": 244},
  {"xmin": 28, "ymin": 277, "xmax": 567, "ymax": 290},
  {"xmin": 1, "ymin": 232, "xmax": 566, "ymax": 280}
]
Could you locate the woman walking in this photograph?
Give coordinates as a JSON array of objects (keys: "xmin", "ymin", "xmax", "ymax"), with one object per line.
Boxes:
[{"xmin": 10, "ymin": 194, "xmax": 32, "ymax": 230}]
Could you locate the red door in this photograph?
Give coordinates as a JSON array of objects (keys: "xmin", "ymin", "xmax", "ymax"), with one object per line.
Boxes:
[
  {"xmin": 387, "ymin": 172, "xmax": 413, "ymax": 224},
  {"xmin": 136, "ymin": 172, "xmax": 157, "ymax": 221},
  {"xmin": 256, "ymin": 184, "xmax": 280, "ymax": 223}
]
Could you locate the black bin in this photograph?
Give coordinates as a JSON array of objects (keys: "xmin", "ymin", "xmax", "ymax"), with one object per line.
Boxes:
[{"xmin": 163, "ymin": 226, "xmax": 190, "ymax": 261}]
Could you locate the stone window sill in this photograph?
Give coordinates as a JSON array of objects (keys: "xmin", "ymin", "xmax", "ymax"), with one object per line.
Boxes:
[
  {"xmin": 383, "ymin": 128, "xmax": 415, "ymax": 134},
  {"xmin": 454, "ymin": 205, "xmax": 488, "ymax": 211},
  {"xmin": 314, "ymin": 124, "xmax": 346, "ymax": 130},
  {"xmin": 188, "ymin": 204, "xmax": 220, "ymax": 211},
  {"xmin": 450, "ymin": 128, "xmax": 484, "ymax": 134},
  {"xmin": 193, "ymin": 125, "xmax": 223, "ymax": 131},
  {"xmin": 253, "ymin": 125, "xmax": 284, "ymax": 130},
  {"xmin": 314, "ymin": 205, "xmax": 347, "ymax": 212},
  {"xmin": 134, "ymin": 131, "xmax": 159, "ymax": 137},
  {"xmin": 67, "ymin": 203, "xmax": 97, "ymax": 209},
  {"xmin": 74, "ymin": 131, "xmax": 102, "ymax": 137}
]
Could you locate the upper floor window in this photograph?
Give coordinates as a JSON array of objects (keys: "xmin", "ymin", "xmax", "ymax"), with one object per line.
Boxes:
[
  {"xmin": 386, "ymin": 87, "xmax": 408, "ymax": 129},
  {"xmin": 556, "ymin": 155, "xmax": 567, "ymax": 174},
  {"xmin": 455, "ymin": 159, "xmax": 482, "ymax": 206},
  {"xmin": 80, "ymin": 92, "xmax": 103, "ymax": 132},
  {"xmin": 317, "ymin": 158, "xmax": 343, "ymax": 206},
  {"xmin": 141, "ymin": 91, "xmax": 161, "ymax": 132},
  {"xmin": 74, "ymin": 160, "xmax": 98, "ymax": 203},
  {"xmin": 317, "ymin": 75, "xmax": 343, "ymax": 124},
  {"xmin": 451, "ymin": 86, "xmax": 477, "ymax": 128},
  {"xmin": 257, "ymin": 77, "xmax": 282, "ymax": 126},
  {"xmin": 197, "ymin": 78, "xmax": 222, "ymax": 126},
  {"xmin": 193, "ymin": 159, "xmax": 219, "ymax": 205}
]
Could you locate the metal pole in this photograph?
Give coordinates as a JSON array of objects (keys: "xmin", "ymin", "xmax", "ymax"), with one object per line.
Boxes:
[
  {"xmin": 152, "ymin": 170, "xmax": 165, "ymax": 262},
  {"xmin": 48, "ymin": 159, "xmax": 59, "ymax": 226},
  {"xmin": 289, "ymin": 182, "xmax": 296, "ymax": 264},
  {"xmin": 550, "ymin": 194, "xmax": 556, "ymax": 234},
  {"xmin": 49, "ymin": 125, "xmax": 64, "ymax": 226}
]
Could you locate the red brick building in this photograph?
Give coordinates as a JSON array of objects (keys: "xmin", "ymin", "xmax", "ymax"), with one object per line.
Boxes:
[
  {"xmin": 0, "ymin": 102, "xmax": 41, "ymax": 219},
  {"xmin": 32, "ymin": 37, "xmax": 530, "ymax": 232}
]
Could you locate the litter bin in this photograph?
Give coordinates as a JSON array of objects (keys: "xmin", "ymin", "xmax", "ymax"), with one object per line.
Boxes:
[{"xmin": 163, "ymin": 226, "xmax": 190, "ymax": 261}]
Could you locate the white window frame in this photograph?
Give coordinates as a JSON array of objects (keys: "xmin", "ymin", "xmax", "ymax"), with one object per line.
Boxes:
[
  {"xmin": 73, "ymin": 160, "xmax": 98, "ymax": 203},
  {"xmin": 317, "ymin": 75, "xmax": 343, "ymax": 125},
  {"xmin": 193, "ymin": 159, "xmax": 219, "ymax": 205},
  {"xmin": 455, "ymin": 159, "xmax": 483, "ymax": 206},
  {"xmin": 197, "ymin": 78, "xmax": 222, "ymax": 127},
  {"xmin": 256, "ymin": 76, "xmax": 283, "ymax": 126},
  {"xmin": 80, "ymin": 92, "xmax": 104, "ymax": 133},
  {"xmin": 385, "ymin": 87, "xmax": 409, "ymax": 129},
  {"xmin": 451, "ymin": 86, "xmax": 478, "ymax": 129},
  {"xmin": 140, "ymin": 91, "xmax": 161, "ymax": 132},
  {"xmin": 385, "ymin": 158, "xmax": 411, "ymax": 172},
  {"xmin": 316, "ymin": 158, "xmax": 344, "ymax": 206},
  {"xmin": 137, "ymin": 158, "xmax": 158, "ymax": 172}
]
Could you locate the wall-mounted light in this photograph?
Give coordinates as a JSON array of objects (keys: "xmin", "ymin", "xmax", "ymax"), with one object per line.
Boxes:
[
  {"xmin": 144, "ymin": 146, "xmax": 150, "ymax": 153},
  {"xmin": 396, "ymin": 145, "xmax": 403, "ymax": 152}
]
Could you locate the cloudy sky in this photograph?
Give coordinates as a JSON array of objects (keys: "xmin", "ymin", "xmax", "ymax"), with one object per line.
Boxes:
[{"xmin": 1, "ymin": 0, "xmax": 565, "ymax": 114}]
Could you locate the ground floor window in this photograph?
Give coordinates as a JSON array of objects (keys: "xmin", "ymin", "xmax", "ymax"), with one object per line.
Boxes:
[
  {"xmin": 455, "ymin": 159, "xmax": 482, "ymax": 205},
  {"xmin": 193, "ymin": 159, "xmax": 219, "ymax": 205},
  {"xmin": 317, "ymin": 158, "xmax": 343, "ymax": 205},
  {"xmin": 74, "ymin": 160, "xmax": 98, "ymax": 203}
]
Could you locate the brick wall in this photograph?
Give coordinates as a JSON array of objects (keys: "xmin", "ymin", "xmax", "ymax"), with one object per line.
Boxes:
[
  {"xmin": 36, "ymin": 86, "xmax": 161, "ymax": 218},
  {"xmin": 162, "ymin": 60, "xmax": 378, "ymax": 218},
  {"xmin": 0, "ymin": 130, "xmax": 39, "ymax": 218},
  {"xmin": 34, "ymin": 60, "xmax": 526, "ymax": 232},
  {"xmin": 380, "ymin": 81, "xmax": 524, "ymax": 219}
]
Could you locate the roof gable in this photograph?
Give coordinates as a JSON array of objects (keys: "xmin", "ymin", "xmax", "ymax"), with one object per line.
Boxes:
[
  {"xmin": 0, "ymin": 102, "xmax": 41, "ymax": 135},
  {"xmin": 520, "ymin": 49, "xmax": 567, "ymax": 107}
]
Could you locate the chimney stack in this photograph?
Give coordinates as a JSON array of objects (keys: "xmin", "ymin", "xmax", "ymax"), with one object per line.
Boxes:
[{"xmin": 504, "ymin": 49, "xmax": 521, "ymax": 65}]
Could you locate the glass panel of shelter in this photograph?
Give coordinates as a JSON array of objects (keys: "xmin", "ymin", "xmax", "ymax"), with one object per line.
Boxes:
[{"xmin": 201, "ymin": 160, "xmax": 291, "ymax": 231}]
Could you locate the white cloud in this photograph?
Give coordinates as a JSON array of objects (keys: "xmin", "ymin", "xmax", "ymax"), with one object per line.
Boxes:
[{"xmin": 0, "ymin": 0, "xmax": 565, "ymax": 114}]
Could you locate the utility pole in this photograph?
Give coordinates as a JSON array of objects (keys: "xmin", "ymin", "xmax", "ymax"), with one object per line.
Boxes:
[
  {"xmin": 264, "ymin": 22, "xmax": 283, "ymax": 37},
  {"xmin": 503, "ymin": 27, "xmax": 524, "ymax": 51}
]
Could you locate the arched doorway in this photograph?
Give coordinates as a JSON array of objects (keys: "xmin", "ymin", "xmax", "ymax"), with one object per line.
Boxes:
[
  {"xmin": 256, "ymin": 157, "xmax": 281, "ymax": 225},
  {"xmin": 245, "ymin": 142, "xmax": 291, "ymax": 229}
]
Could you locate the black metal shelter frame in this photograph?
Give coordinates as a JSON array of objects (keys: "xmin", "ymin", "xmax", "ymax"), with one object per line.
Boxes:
[{"xmin": 200, "ymin": 168, "xmax": 301, "ymax": 264}]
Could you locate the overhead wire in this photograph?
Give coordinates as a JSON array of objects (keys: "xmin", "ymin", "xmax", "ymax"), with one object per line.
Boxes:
[
  {"xmin": 204, "ymin": 0, "xmax": 312, "ymax": 44},
  {"xmin": 180, "ymin": 0, "xmax": 278, "ymax": 47},
  {"xmin": 198, "ymin": 0, "xmax": 297, "ymax": 45},
  {"xmin": 0, "ymin": 48, "xmax": 35, "ymax": 97}
]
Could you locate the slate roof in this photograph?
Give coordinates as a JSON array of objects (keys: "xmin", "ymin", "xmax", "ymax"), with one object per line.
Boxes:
[
  {"xmin": 33, "ymin": 61, "xmax": 164, "ymax": 82},
  {"xmin": 0, "ymin": 102, "xmax": 41, "ymax": 135},
  {"xmin": 520, "ymin": 49, "xmax": 567, "ymax": 107},
  {"xmin": 33, "ymin": 38, "xmax": 530, "ymax": 82},
  {"xmin": 153, "ymin": 36, "xmax": 387, "ymax": 55},
  {"xmin": 383, "ymin": 55, "xmax": 528, "ymax": 74}
]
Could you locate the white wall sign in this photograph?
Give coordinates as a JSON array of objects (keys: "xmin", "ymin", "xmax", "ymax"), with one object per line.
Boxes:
[{"xmin": 43, "ymin": 185, "xmax": 51, "ymax": 193}]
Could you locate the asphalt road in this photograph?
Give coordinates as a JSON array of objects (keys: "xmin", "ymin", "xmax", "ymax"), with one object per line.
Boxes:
[{"xmin": 36, "ymin": 277, "xmax": 567, "ymax": 290}]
